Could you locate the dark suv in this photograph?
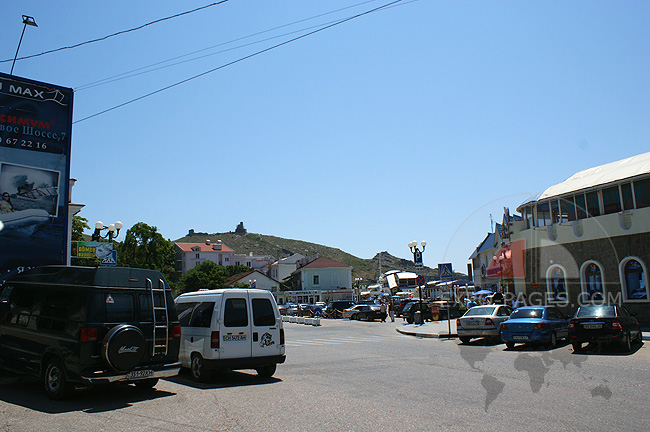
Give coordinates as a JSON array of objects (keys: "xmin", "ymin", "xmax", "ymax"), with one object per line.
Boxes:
[{"xmin": 0, "ymin": 266, "xmax": 181, "ymax": 399}]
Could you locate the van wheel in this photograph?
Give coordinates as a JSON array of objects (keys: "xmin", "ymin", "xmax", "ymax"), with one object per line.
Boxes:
[
  {"xmin": 191, "ymin": 354, "xmax": 210, "ymax": 382},
  {"xmin": 256, "ymin": 364, "xmax": 276, "ymax": 378},
  {"xmin": 44, "ymin": 358, "xmax": 73, "ymax": 400},
  {"xmin": 134, "ymin": 378, "xmax": 159, "ymax": 389}
]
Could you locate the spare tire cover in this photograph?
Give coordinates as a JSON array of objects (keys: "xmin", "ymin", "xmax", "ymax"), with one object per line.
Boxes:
[{"xmin": 103, "ymin": 324, "xmax": 146, "ymax": 372}]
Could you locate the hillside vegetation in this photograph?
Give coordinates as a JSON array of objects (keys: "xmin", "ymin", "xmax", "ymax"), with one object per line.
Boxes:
[{"xmin": 175, "ymin": 232, "xmax": 465, "ymax": 282}]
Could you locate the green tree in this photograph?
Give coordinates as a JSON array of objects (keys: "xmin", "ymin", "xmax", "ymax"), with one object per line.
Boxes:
[
  {"xmin": 117, "ymin": 222, "xmax": 175, "ymax": 284},
  {"xmin": 179, "ymin": 261, "xmax": 251, "ymax": 294}
]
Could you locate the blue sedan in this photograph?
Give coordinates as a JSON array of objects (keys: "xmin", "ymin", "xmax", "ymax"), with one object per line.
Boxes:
[{"xmin": 500, "ymin": 306, "xmax": 569, "ymax": 349}]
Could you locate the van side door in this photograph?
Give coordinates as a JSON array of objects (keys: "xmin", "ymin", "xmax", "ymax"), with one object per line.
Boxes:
[
  {"xmin": 250, "ymin": 292, "xmax": 284, "ymax": 359},
  {"xmin": 219, "ymin": 291, "xmax": 252, "ymax": 359}
]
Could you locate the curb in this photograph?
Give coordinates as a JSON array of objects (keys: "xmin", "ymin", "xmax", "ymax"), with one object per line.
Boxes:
[{"xmin": 395, "ymin": 326, "xmax": 457, "ymax": 339}]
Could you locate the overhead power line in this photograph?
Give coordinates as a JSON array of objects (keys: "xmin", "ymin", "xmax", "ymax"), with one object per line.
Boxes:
[
  {"xmin": 0, "ymin": 1, "xmax": 229, "ymax": 64},
  {"xmin": 73, "ymin": 0, "xmax": 405, "ymax": 124}
]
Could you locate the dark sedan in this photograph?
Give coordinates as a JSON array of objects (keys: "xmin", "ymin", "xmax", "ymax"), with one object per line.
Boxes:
[
  {"xmin": 342, "ymin": 304, "xmax": 382, "ymax": 321},
  {"xmin": 568, "ymin": 304, "xmax": 642, "ymax": 352}
]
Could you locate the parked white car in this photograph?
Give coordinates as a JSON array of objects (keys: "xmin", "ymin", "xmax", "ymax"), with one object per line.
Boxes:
[{"xmin": 456, "ymin": 305, "xmax": 513, "ymax": 344}]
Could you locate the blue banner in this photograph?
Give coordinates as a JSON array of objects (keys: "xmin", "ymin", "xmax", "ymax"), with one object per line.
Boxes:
[{"xmin": 0, "ymin": 73, "xmax": 73, "ymax": 283}]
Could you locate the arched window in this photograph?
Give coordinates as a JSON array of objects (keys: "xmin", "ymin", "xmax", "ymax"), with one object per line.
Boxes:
[
  {"xmin": 582, "ymin": 262, "xmax": 604, "ymax": 301},
  {"xmin": 622, "ymin": 259, "xmax": 647, "ymax": 301},
  {"xmin": 547, "ymin": 266, "xmax": 567, "ymax": 302}
]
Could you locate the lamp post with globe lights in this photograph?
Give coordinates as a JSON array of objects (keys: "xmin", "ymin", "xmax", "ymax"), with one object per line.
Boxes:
[
  {"xmin": 92, "ymin": 220, "xmax": 123, "ymax": 242},
  {"xmin": 408, "ymin": 241, "xmax": 427, "ymax": 320}
]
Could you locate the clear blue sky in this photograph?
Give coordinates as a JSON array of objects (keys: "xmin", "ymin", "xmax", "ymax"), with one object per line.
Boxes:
[{"xmin": 3, "ymin": 1, "xmax": 648, "ymax": 273}]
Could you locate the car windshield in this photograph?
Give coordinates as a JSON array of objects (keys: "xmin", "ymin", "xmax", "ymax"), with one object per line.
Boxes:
[
  {"xmin": 464, "ymin": 306, "xmax": 496, "ymax": 317},
  {"xmin": 509, "ymin": 308, "xmax": 544, "ymax": 319},
  {"xmin": 576, "ymin": 305, "xmax": 616, "ymax": 318}
]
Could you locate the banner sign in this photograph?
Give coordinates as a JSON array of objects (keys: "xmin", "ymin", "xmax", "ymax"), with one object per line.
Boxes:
[
  {"xmin": 71, "ymin": 241, "xmax": 114, "ymax": 259},
  {"xmin": 0, "ymin": 73, "xmax": 74, "ymax": 282}
]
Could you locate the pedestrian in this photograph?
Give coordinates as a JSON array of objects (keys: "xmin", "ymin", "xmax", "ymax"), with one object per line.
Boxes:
[
  {"xmin": 379, "ymin": 302, "xmax": 387, "ymax": 322},
  {"xmin": 388, "ymin": 298, "xmax": 395, "ymax": 322},
  {"xmin": 491, "ymin": 292, "xmax": 504, "ymax": 305},
  {"xmin": 467, "ymin": 297, "xmax": 477, "ymax": 309}
]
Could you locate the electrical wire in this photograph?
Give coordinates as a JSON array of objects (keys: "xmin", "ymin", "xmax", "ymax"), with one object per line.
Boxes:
[
  {"xmin": 73, "ymin": 0, "xmax": 406, "ymax": 124},
  {"xmin": 0, "ymin": 1, "xmax": 229, "ymax": 64},
  {"xmin": 74, "ymin": 0, "xmax": 386, "ymax": 91}
]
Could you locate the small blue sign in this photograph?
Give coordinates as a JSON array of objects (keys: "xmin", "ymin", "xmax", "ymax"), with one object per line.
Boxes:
[
  {"xmin": 100, "ymin": 250, "xmax": 118, "ymax": 266},
  {"xmin": 438, "ymin": 263, "xmax": 453, "ymax": 281}
]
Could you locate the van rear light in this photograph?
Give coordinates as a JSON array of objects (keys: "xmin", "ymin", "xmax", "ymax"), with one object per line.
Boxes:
[
  {"xmin": 280, "ymin": 329, "xmax": 285, "ymax": 345},
  {"xmin": 172, "ymin": 325, "xmax": 181, "ymax": 339},
  {"xmin": 211, "ymin": 331, "xmax": 220, "ymax": 349},
  {"xmin": 80, "ymin": 327, "xmax": 98, "ymax": 342},
  {"xmin": 612, "ymin": 320, "xmax": 623, "ymax": 330}
]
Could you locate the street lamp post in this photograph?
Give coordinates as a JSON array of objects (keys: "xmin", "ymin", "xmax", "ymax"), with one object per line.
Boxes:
[
  {"xmin": 408, "ymin": 241, "xmax": 426, "ymax": 318},
  {"xmin": 92, "ymin": 220, "xmax": 123, "ymax": 242},
  {"xmin": 11, "ymin": 15, "xmax": 38, "ymax": 75}
]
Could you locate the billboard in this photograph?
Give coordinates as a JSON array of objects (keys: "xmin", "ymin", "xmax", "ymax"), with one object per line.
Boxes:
[{"xmin": 0, "ymin": 72, "xmax": 74, "ymax": 283}]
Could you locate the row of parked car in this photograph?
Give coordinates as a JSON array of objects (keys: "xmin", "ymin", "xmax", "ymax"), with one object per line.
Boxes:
[{"xmin": 456, "ymin": 304, "xmax": 643, "ymax": 352}]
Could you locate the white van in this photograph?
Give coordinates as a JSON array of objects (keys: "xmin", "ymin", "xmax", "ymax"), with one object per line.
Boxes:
[{"xmin": 174, "ymin": 289, "xmax": 285, "ymax": 382}]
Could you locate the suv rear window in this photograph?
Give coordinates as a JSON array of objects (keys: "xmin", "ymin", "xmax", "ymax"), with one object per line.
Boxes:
[{"xmin": 105, "ymin": 293, "xmax": 135, "ymax": 322}]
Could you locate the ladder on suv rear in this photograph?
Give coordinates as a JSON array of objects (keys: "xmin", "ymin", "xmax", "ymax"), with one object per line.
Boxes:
[{"xmin": 147, "ymin": 278, "xmax": 170, "ymax": 356}]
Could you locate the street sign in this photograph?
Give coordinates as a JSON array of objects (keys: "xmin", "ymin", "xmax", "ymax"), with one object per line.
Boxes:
[
  {"xmin": 415, "ymin": 275, "xmax": 425, "ymax": 286},
  {"xmin": 100, "ymin": 250, "xmax": 117, "ymax": 266},
  {"xmin": 438, "ymin": 263, "xmax": 453, "ymax": 281}
]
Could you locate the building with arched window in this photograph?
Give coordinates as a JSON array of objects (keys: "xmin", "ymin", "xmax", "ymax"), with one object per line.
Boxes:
[{"xmin": 494, "ymin": 151, "xmax": 650, "ymax": 325}]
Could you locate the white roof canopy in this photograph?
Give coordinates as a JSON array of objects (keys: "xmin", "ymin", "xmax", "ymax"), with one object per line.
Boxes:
[{"xmin": 519, "ymin": 151, "xmax": 650, "ymax": 209}]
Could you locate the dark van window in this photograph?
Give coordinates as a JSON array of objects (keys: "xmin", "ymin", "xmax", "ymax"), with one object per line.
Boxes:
[
  {"xmin": 139, "ymin": 293, "xmax": 168, "ymax": 322},
  {"xmin": 252, "ymin": 298, "xmax": 276, "ymax": 326},
  {"xmin": 105, "ymin": 293, "xmax": 135, "ymax": 322},
  {"xmin": 176, "ymin": 302, "xmax": 194, "ymax": 326},
  {"xmin": 224, "ymin": 298, "xmax": 248, "ymax": 327},
  {"xmin": 9, "ymin": 286, "xmax": 37, "ymax": 327},
  {"xmin": 189, "ymin": 302, "xmax": 215, "ymax": 327},
  {"xmin": 38, "ymin": 290, "xmax": 74, "ymax": 332}
]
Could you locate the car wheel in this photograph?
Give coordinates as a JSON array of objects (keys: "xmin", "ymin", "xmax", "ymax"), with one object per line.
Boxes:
[
  {"xmin": 44, "ymin": 358, "xmax": 73, "ymax": 400},
  {"xmin": 191, "ymin": 353, "xmax": 210, "ymax": 382},
  {"xmin": 256, "ymin": 364, "xmax": 276, "ymax": 378},
  {"xmin": 505, "ymin": 341, "xmax": 515, "ymax": 349},
  {"xmin": 572, "ymin": 342, "xmax": 583, "ymax": 353},
  {"xmin": 134, "ymin": 378, "xmax": 159, "ymax": 389},
  {"xmin": 548, "ymin": 332, "xmax": 557, "ymax": 349},
  {"xmin": 459, "ymin": 336, "xmax": 471, "ymax": 344}
]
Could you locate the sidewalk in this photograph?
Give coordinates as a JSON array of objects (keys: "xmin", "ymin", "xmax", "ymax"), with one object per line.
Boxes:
[{"xmin": 396, "ymin": 319, "xmax": 650, "ymax": 341}]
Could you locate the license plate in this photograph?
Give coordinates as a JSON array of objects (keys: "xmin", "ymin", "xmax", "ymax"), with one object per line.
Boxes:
[
  {"xmin": 583, "ymin": 323, "xmax": 602, "ymax": 329},
  {"xmin": 465, "ymin": 320, "xmax": 480, "ymax": 326},
  {"xmin": 512, "ymin": 335, "xmax": 529, "ymax": 341},
  {"xmin": 126, "ymin": 369, "xmax": 153, "ymax": 379},
  {"xmin": 223, "ymin": 334, "xmax": 247, "ymax": 342}
]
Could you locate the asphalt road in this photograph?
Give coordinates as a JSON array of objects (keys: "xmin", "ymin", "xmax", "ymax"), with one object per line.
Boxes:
[{"xmin": 1, "ymin": 319, "xmax": 649, "ymax": 431}]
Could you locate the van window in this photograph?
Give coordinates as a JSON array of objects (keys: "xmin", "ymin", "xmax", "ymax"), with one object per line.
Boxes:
[
  {"xmin": 189, "ymin": 302, "xmax": 214, "ymax": 327},
  {"xmin": 9, "ymin": 286, "xmax": 37, "ymax": 327},
  {"xmin": 176, "ymin": 302, "xmax": 194, "ymax": 326},
  {"xmin": 224, "ymin": 298, "xmax": 248, "ymax": 327},
  {"xmin": 252, "ymin": 298, "xmax": 276, "ymax": 326},
  {"xmin": 37, "ymin": 290, "xmax": 74, "ymax": 332},
  {"xmin": 139, "ymin": 293, "xmax": 168, "ymax": 322},
  {"xmin": 0, "ymin": 285, "xmax": 13, "ymax": 302},
  {"xmin": 105, "ymin": 293, "xmax": 135, "ymax": 322}
]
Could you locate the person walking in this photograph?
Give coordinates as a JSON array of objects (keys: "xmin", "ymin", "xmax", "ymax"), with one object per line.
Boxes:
[
  {"xmin": 379, "ymin": 301, "xmax": 387, "ymax": 322},
  {"xmin": 388, "ymin": 298, "xmax": 395, "ymax": 322}
]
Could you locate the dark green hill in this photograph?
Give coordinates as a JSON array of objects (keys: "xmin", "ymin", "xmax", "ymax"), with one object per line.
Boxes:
[{"xmin": 174, "ymin": 231, "xmax": 465, "ymax": 282}]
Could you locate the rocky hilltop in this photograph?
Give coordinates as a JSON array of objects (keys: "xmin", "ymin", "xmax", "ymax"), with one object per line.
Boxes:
[{"xmin": 175, "ymin": 231, "xmax": 465, "ymax": 282}]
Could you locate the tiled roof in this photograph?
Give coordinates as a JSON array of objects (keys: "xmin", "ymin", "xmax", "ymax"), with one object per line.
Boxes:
[
  {"xmin": 175, "ymin": 242, "xmax": 234, "ymax": 253},
  {"xmin": 301, "ymin": 257, "xmax": 351, "ymax": 269}
]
